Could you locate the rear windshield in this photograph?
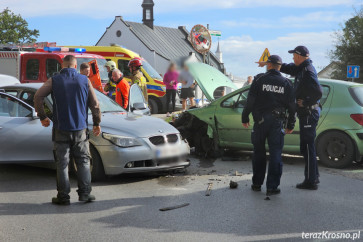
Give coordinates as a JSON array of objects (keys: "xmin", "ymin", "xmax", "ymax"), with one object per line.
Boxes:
[{"xmin": 349, "ymin": 86, "xmax": 363, "ymax": 107}]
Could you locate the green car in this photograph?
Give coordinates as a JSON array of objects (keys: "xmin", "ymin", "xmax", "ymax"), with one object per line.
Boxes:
[{"xmin": 175, "ymin": 62, "xmax": 363, "ymax": 168}]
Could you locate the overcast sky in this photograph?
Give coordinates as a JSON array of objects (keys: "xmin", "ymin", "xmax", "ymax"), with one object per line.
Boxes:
[{"xmin": 1, "ymin": 0, "xmax": 360, "ymax": 79}]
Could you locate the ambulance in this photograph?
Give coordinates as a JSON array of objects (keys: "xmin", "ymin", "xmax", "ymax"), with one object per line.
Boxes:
[
  {"xmin": 0, "ymin": 43, "xmax": 108, "ymax": 85},
  {"xmin": 65, "ymin": 45, "xmax": 166, "ymax": 114}
]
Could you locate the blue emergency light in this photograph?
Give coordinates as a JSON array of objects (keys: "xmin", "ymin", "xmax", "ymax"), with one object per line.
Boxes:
[{"xmin": 44, "ymin": 47, "xmax": 86, "ymax": 53}]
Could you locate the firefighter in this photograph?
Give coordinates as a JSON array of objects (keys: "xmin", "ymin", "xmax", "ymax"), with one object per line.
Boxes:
[
  {"xmin": 128, "ymin": 57, "xmax": 148, "ymax": 102},
  {"xmin": 104, "ymin": 61, "xmax": 117, "ymax": 100},
  {"xmin": 112, "ymin": 69, "xmax": 130, "ymax": 109}
]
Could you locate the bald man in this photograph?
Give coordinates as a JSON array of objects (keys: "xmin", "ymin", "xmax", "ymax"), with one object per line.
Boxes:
[{"xmin": 34, "ymin": 55, "xmax": 101, "ymax": 205}]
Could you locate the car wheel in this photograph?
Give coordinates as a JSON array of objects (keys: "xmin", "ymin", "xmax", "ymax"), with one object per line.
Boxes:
[
  {"xmin": 71, "ymin": 145, "xmax": 106, "ymax": 181},
  {"xmin": 148, "ymin": 98, "xmax": 158, "ymax": 114},
  {"xmin": 317, "ymin": 131, "xmax": 355, "ymax": 169}
]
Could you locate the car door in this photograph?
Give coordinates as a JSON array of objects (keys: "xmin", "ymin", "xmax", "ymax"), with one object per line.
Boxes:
[
  {"xmin": 0, "ymin": 92, "xmax": 53, "ymax": 163},
  {"xmin": 128, "ymin": 84, "xmax": 150, "ymax": 115},
  {"xmin": 214, "ymin": 89, "xmax": 254, "ymax": 149}
]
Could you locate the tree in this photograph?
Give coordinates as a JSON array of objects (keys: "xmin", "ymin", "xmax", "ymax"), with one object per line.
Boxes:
[
  {"xmin": 330, "ymin": 8, "xmax": 363, "ymax": 83},
  {"xmin": 0, "ymin": 8, "xmax": 39, "ymax": 45}
]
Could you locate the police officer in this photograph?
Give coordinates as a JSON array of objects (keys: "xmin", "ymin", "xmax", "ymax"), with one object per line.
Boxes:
[
  {"xmin": 242, "ymin": 55, "xmax": 296, "ymax": 196},
  {"xmin": 280, "ymin": 46, "xmax": 323, "ymax": 190},
  {"xmin": 34, "ymin": 55, "xmax": 101, "ymax": 205},
  {"xmin": 104, "ymin": 61, "xmax": 117, "ymax": 100}
]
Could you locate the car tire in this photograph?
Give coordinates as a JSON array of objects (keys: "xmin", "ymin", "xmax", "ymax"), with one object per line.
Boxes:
[
  {"xmin": 71, "ymin": 145, "xmax": 106, "ymax": 181},
  {"xmin": 317, "ymin": 131, "xmax": 355, "ymax": 169},
  {"xmin": 89, "ymin": 145, "xmax": 106, "ymax": 181},
  {"xmin": 148, "ymin": 98, "xmax": 158, "ymax": 114}
]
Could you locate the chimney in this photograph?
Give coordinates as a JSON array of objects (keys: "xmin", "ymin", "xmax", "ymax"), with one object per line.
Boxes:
[{"xmin": 142, "ymin": 0, "xmax": 154, "ymax": 29}]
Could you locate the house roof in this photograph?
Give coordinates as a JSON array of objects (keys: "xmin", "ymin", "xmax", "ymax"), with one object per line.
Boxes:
[{"xmin": 96, "ymin": 17, "xmax": 225, "ymax": 73}]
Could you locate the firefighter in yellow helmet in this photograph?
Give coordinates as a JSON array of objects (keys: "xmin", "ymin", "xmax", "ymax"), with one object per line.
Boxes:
[
  {"xmin": 104, "ymin": 61, "xmax": 117, "ymax": 100},
  {"xmin": 128, "ymin": 57, "xmax": 148, "ymax": 102}
]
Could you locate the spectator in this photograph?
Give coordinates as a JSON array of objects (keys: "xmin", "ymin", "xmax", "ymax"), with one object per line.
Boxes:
[
  {"xmin": 163, "ymin": 62, "xmax": 179, "ymax": 116},
  {"xmin": 243, "ymin": 76, "xmax": 253, "ymax": 87}
]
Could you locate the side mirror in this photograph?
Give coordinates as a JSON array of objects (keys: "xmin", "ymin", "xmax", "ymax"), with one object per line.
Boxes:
[
  {"xmin": 132, "ymin": 102, "xmax": 147, "ymax": 111},
  {"xmin": 32, "ymin": 109, "xmax": 39, "ymax": 120}
]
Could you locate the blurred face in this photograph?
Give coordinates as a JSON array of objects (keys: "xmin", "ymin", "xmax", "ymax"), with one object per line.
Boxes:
[
  {"xmin": 247, "ymin": 76, "xmax": 253, "ymax": 83},
  {"xmin": 112, "ymin": 71, "xmax": 121, "ymax": 82},
  {"xmin": 80, "ymin": 67, "xmax": 90, "ymax": 77},
  {"xmin": 170, "ymin": 64, "xmax": 176, "ymax": 72},
  {"xmin": 106, "ymin": 66, "xmax": 111, "ymax": 72}
]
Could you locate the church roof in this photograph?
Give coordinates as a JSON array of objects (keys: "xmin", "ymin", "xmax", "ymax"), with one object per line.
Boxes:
[{"xmin": 97, "ymin": 17, "xmax": 225, "ymax": 73}]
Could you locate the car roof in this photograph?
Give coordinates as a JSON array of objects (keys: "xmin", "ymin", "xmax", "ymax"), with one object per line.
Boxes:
[
  {"xmin": 318, "ymin": 78, "xmax": 363, "ymax": 88},
  {"xmin": 0, "ymin": 83, "xmax": 42, "ymax": 91}
]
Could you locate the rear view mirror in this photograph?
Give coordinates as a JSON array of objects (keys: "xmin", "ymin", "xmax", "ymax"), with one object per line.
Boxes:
[{"xmin": 132, "ymin": 102, "xmax": 147, "ymax": 111}]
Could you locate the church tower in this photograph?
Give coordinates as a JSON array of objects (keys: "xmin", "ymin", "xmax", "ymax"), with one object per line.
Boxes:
[
  {"xmin": 142, "ymin": 0, "xmax": 154, "ymax": 29},
  {"xmin": 215, "ymin": 40, "xmax": 223, "ymax": 63}
]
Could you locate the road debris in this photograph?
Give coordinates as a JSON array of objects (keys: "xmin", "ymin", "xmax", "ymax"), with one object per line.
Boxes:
[
  {"xmin": 205, "ymin": 183, "xmax": 213, "ymax": 196},
  {"xmin": 235, "ymin": 171, "xmax": 243, "ymax": 176},
  {"xmin": 229, "ymin": 180, "xmax": 238, "ymax": 189},
  {"xmin": 209, "ymin": 178, "xmax": 222, "ymax": 181},
  {"xmin": 159, "ymin": 203, "xmax": 190, "ymax": 211},
  {"xmin": 264, "ymin": 196, "xmax": 271, "ymax": 201}
]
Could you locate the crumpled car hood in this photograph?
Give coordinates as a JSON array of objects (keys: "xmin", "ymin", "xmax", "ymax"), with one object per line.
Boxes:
[{"xmin": 187, "ymin": 62, "xmax": 237, "ymax": 101}]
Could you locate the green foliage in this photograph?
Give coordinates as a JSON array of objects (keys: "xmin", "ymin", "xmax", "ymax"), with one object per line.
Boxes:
[
  {"xmin": 0, "ymin": 8, "xmax": 39, "ymax": 45},
  {"xmin": 330, "ymin": 8, "xmax": 363, "ymax": 83}
]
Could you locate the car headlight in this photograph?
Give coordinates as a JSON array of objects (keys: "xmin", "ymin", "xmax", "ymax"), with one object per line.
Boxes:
[{"xmin": 102, "ymin": 133, "xmax": 142, "ymax": 148}]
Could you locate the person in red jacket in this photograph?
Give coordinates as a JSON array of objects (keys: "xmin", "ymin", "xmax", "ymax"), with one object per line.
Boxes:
[{"xmin": 112, "ymin": 69, "xmax": 130, "ymax": 109}]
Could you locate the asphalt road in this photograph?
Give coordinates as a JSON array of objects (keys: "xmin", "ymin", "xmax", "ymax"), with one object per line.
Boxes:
[{"xmin": 1, "ymin": 153, "xmax": 363, "ymax": 242}]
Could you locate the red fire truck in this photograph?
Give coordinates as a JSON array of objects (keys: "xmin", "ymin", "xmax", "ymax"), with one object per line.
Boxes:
[{"xmin": 0, "ymin": 42, "xmax": 109, "ymax": 84}]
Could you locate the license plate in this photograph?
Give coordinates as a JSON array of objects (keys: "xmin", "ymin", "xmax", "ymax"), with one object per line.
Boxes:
[{"xmin": 156, "ymin": 146, "xmax": 179, "ymax": 158}]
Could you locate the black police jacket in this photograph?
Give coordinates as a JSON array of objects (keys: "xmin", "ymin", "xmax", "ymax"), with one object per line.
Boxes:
[
  {"xmin": 280, "ymin": 59, "xmax": 323, "ymax": 110},
  {"xmin": 241, "ymin": 69, "xmax": 296, "ymax": 130}
]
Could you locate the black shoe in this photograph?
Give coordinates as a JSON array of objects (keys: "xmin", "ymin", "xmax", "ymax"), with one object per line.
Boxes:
[
  {"xmin": 266, "ymin": 188, "xmax": 281, "ymax": 196},
  {"xmin": 52, "ymin": 197, "xmax": 70, "ymax": 206},
  {"xmin": 79, "ymin": 194, "xmax": 96, "ymax": 202},
  {"xmin": 296, "ymin": 181, "xmax": 318, "ymax": 190},
  {"xmin": 251, "ymin": 184, "xmax": 261, "ymax": 191}
]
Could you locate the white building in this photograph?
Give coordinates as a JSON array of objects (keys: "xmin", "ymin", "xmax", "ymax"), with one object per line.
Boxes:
[{"xmin": 96, "ymin": 0, "xmax": 225, "ymax": 75}]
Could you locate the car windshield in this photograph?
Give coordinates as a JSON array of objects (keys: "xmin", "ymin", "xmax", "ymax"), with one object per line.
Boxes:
[
  {"xmin": 349, "ymin": 86, "xmax": 363, "ymax": 107},
  {"xmin": 76, "ymin": 58, "xmax": 109, "ymax": 82},
  {"xmin": 142, "ymin": 60, "xmax": 162, "ymax": 80},
  {"xmin": 90, "ymin": 90, "xmax": 126, "ymax": 113}
]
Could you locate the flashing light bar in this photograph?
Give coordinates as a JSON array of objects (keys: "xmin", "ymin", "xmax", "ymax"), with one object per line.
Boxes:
[{"xmin": 44, "ymin": 47, "xmax": 86, "ymax": 53}]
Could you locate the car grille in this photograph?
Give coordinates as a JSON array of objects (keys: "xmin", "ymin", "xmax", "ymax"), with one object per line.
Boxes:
[
  {"xmin": 149, "ymin": 134, "xmax": 179, "ymax": 146},
  {"xmin": 167, "ymin": 134, "xmax": 178, "ymax": 144},
  {"xmin": 149, "ymin": 136, "xmax": 165, "ymax": 146}
]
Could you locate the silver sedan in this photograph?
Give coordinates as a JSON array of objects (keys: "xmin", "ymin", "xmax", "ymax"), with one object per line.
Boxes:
[{"xmin": 0, "ymin": 83, "xmax": 190, "ymax": 180}]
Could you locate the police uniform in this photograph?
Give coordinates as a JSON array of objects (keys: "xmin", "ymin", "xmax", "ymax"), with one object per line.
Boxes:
[
  {"xmin": 242, "ymin": 55, "xmax": 296, "ymax": 195},
  {"xmin": 280, "ymin": 46, "xmax": 323, "ymax": 189}
]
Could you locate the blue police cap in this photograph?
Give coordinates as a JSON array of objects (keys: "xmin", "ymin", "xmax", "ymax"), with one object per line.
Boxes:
[
  {"xmin": 266, "ymin": 55, "xmax": 282, "ymax": 65},
  {"xmin": 288, "ymin": 46, "xmax": 309, "ymax": 57}
]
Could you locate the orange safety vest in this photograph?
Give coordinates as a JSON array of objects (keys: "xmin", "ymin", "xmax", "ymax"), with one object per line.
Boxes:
[
  {"xmin": 116, "ymin": 78, "xmax": 130, "ymax": 109},
  {"xmin": 88, "ymin": 60, "xmax": 104, "ymax": 92}
]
